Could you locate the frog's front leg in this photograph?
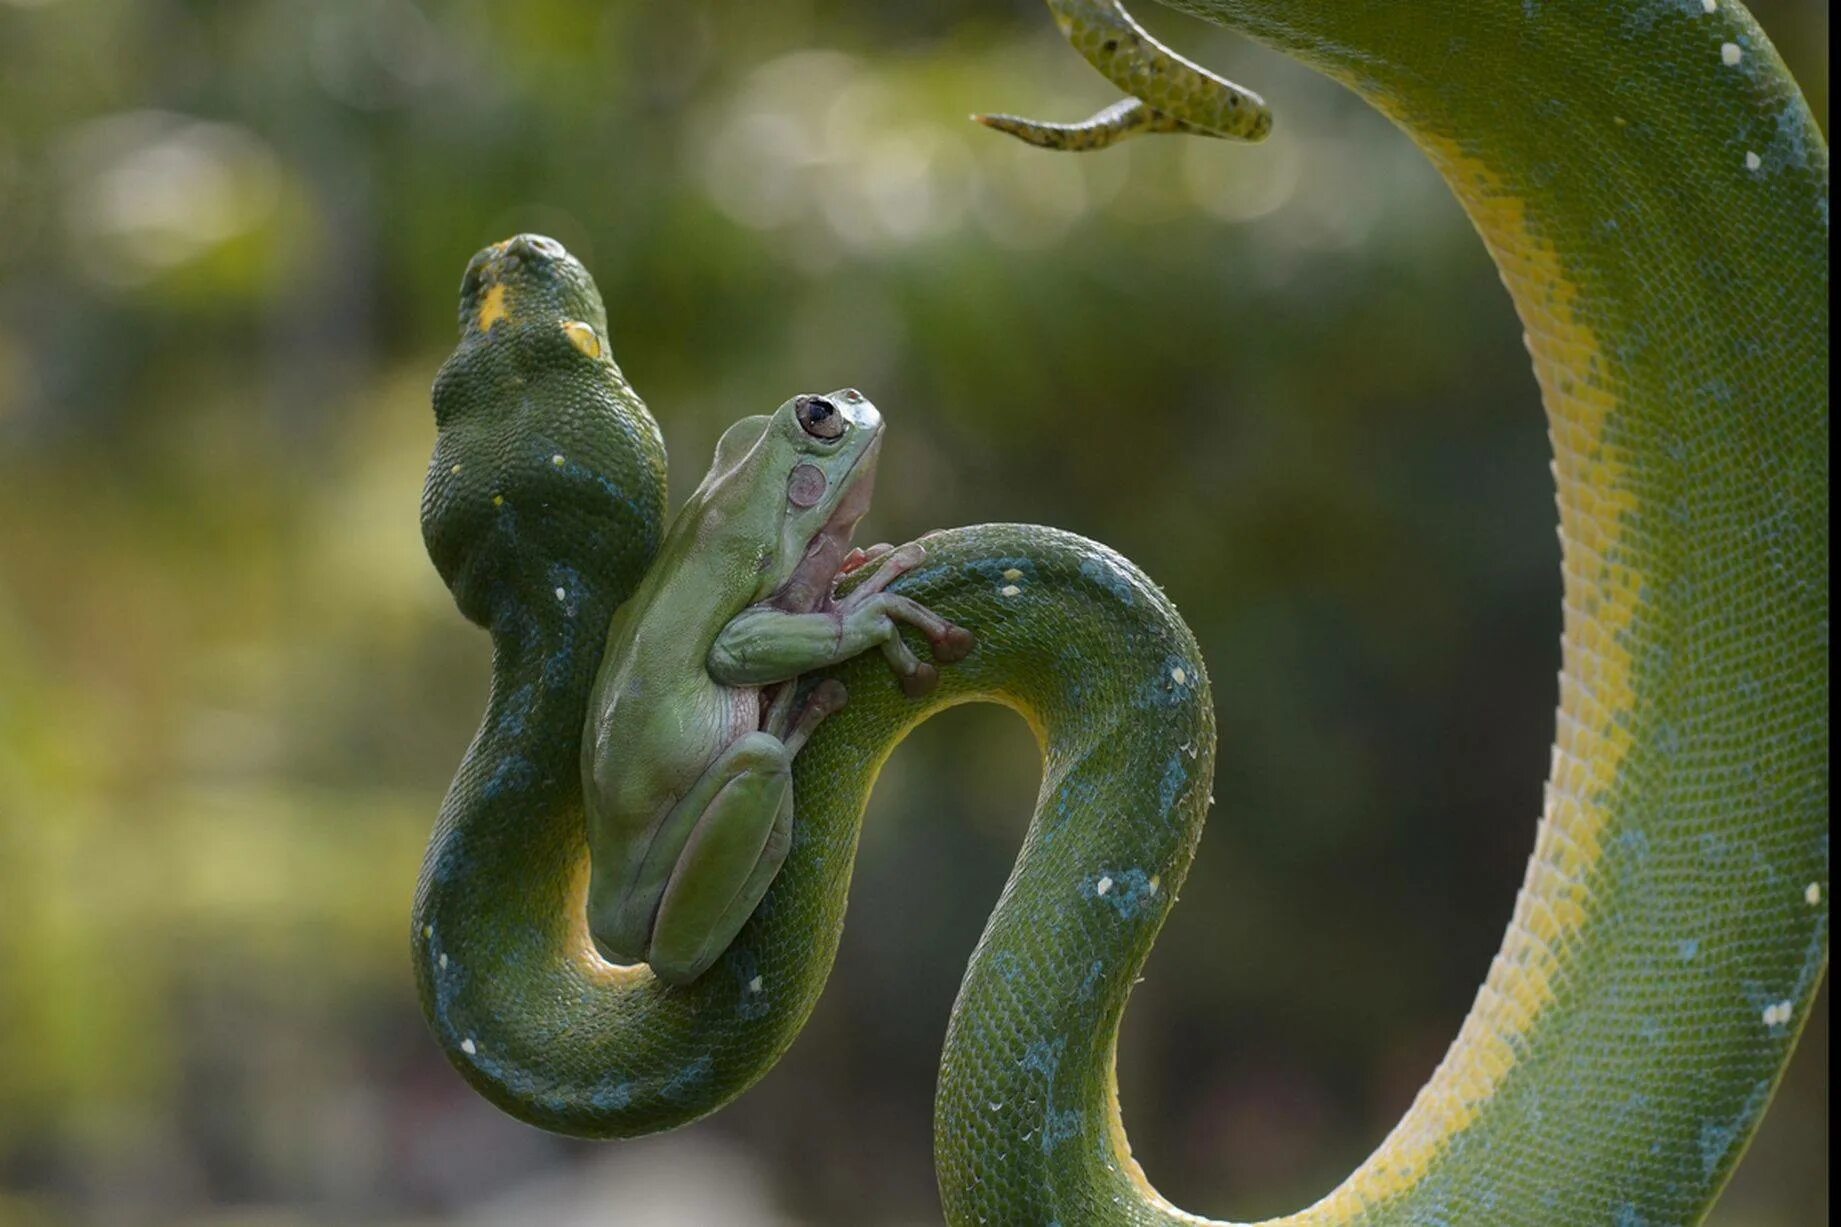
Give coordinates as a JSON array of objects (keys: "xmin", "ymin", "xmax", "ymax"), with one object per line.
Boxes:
[{"xmin": 710, "ymin": 546, "xmax": 975, "ymax": 698}]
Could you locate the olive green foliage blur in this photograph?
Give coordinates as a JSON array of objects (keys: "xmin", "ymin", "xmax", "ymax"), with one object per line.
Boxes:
[{"xmin": 0, "ymin": 2, "xmax": 1826, "ymax": 1225}]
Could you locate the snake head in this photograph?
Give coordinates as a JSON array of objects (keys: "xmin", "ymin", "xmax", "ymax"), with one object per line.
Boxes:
[
  {"xmin": 424, "ymin": 234, "xmax": 667, "ymax": 631},
  {"xmin": 454, "ymin": 233, "xmax": 610, "ymax": 346}
]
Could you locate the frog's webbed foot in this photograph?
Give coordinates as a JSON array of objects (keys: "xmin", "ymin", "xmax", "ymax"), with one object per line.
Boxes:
[
  {"xmin": 976, "ymin": 0, "xmax": 1271, "ymax": 152},
  {"xmin": 780, "ymin": 679, "xmax": 847, "ymax": 756},
  {"xmin": 839, "ymin": 543, "xmax": 977, "ymax": 696},
  {"xmin": 762, "ymin": 677, "xmax": 848, "ymax": 753}
]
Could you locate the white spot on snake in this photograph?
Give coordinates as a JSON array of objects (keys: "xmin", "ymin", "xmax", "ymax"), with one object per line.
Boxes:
[
  {"xmin": 551, "ymin": 453, "xmax": 565, "ymax": 466},
  {"xmin": 1003, "ymin": 568, "xmax": 1024, "ymax": 580},
  {"xmin": 1762, "ymin": 1000, "xmax": 1794, "ymax": 1027},
  {"xmin": 749, "ymin": 975, "xmax": 764, "ymax": 993},
  {"xmin": 461, "ymin": 1037, "xmax": 477, "ymax": 1055},
  {"xmin": 1001, "ymin": 584, "xmax": 1022, "ymax": 597},
  {"xmin": 1701, "ymin": 0, "xmax": 1716, "ymax": 11},
  {"xmin": 1806, "ymin": 882, "xmax": 1821, "ymax": 905},
  {"xmin": 450, "ymin": 463, "xmax": 462, "ymax": 475},
  {"xmin": 1171, "ymin": 666, "xmax": 1187, "ymax": 685},
  {"xmin": 422, "ymin": 924, "xmax": 433, "ymax": 939},
  {"xmin": 438, "ymin": 953, "xmax": 448, "ymax": 970},
  {"xmin": 1721, "ymin": 42, "xmax": 1742, "ymax": 66},
  {"xmin": 555, "ymin": 587, "xmax": 566, "ymax": 601},
  {"xmin": 1096, "ymin": 876, "xmax": 1114, "ymax": 896},
  {"xmin": 1148, "ymin": 875, "xmax": 1160, "ymax": 893},
  {"xmin": 1745, "ymin": 150, "xmax": 1762, "ymax": 170}
]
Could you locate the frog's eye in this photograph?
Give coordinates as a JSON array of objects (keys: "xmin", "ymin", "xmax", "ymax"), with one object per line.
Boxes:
[{"xmin": 796, "ymin": 395, "xmax": 845, "ymax": 440}]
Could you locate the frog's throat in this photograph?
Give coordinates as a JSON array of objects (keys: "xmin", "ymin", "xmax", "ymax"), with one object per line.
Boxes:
[{"xmin": 773, "ymin": 437, "xmax": 883, "ymax": 614}]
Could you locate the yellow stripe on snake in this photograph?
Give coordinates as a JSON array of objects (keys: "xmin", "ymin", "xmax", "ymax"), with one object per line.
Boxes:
[{"xmin": 412, "ymin": 2, "xmax": 1828, "ymax": 1223}]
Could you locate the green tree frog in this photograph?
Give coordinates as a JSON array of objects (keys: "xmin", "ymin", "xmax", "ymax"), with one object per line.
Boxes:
[{"xmin": 582, "ymin": 390, "xmax": 973, "ymax": 985}]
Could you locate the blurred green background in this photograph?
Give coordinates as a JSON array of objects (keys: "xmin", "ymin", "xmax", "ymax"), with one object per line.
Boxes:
[{"xmin": 0, "ymin": 1, "xmax": 1827, "ymax": 1225}]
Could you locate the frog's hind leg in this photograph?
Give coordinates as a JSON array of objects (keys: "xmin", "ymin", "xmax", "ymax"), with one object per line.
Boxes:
[
  {"xmin": 648, "ymin": 731, "xmax": 795, "ymax": 985},
  {"xmin": 760, "ymin": 677, "xmax": 847, "ymax": 746},
  {"xmin": 780, "ymin": 679, "xmax": 847, "ymax": 755},
  {"xmin": 650, "ymin": 680, "xmax": 847, "ymax": 982},
  {"xmin": 588, "ymin": 738, "xmax": 765, "ymax": 967},
  {"xmin": 760, "ymin": 682, "xmax": 800, "ymax": 742}
]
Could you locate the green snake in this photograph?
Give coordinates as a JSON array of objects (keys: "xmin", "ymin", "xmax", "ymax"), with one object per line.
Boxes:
[{"xmin": 413, "ymin": 2, "xmax": 1828, "ymax": 1223}]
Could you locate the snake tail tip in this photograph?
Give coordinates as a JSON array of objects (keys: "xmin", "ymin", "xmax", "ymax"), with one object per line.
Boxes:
[{"xmin": 969, "ymin": 112, "xmax": 1061, "ymax": 151}]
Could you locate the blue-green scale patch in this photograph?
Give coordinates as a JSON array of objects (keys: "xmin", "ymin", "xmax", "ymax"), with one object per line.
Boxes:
[
  {"xmin": 1080, "ymin": 868, "xmax": 1158, "ymax": 920},
  {"xmin": 966, "ymin": 556, "xmax": 1038, "ymax": 584},
  {"xmin": 1159, "ymin": 751, "xmax": 1188, "ymax": 816},
  {"xmin": 1078, "ymin": 556, "xmax": 1134, "ymax": 604},
  {"xmin": 659, "ymin": 1053, "xmax": 715, "ymax": 1103},
  {"xmin": 483, "ymin": 754, "xmax": 536, "ymax": 799},
  {"xmin": 1021, "ymin": 1035, "xmax": 1082, "ymax": 1154}
]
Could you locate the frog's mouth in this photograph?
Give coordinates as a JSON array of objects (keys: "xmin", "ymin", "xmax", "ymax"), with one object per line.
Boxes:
[{"xmin": 772, "ymin": 437, "xmax": 882, "ymax": 615}]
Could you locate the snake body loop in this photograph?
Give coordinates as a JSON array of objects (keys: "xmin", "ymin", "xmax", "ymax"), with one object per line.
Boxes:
[{"xmin": 415, "ymin": 4, "xmax": 1828, "ymax": 1223}]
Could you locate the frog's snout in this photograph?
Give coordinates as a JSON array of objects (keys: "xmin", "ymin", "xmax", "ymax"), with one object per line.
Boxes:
[{"xmin": 838, "ymin": 389, "xmax": 881, "ymax": 436}]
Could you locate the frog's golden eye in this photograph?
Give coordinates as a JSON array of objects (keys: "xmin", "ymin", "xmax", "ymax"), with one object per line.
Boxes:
[
  {"xmin": 796, "ymin": 395, "xmax": 844, "ymax": 440},
  {"xmin": 562, "ymin": 321, "xmax": 601, "ymax": 360}
]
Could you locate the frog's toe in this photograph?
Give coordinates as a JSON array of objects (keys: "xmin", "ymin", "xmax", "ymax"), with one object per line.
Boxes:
[
  {"xmin": 836, "ymin": 543, "xmax": 894, "ymax": 580},
  {"xmin": 901, "ymin": 662, "xmax": 940, "ymax": 699},
  {"xmin": 932, "ymin": 624, "xmax": 976, "ymax": 663},
  {"xmin": 809, "ymin": 678, "xmax": 849, "ymax": 713}
]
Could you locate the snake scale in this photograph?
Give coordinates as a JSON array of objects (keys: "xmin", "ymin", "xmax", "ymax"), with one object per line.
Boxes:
[{"xmin": 412, "ymin": 2, "xmax": 1828, "ymax": 1222}]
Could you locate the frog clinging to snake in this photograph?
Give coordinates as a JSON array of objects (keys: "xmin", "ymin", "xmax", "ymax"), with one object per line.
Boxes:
[{"xmin": 413, "ymin": 2, "xmax": 1828, "ymax": 1223}]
